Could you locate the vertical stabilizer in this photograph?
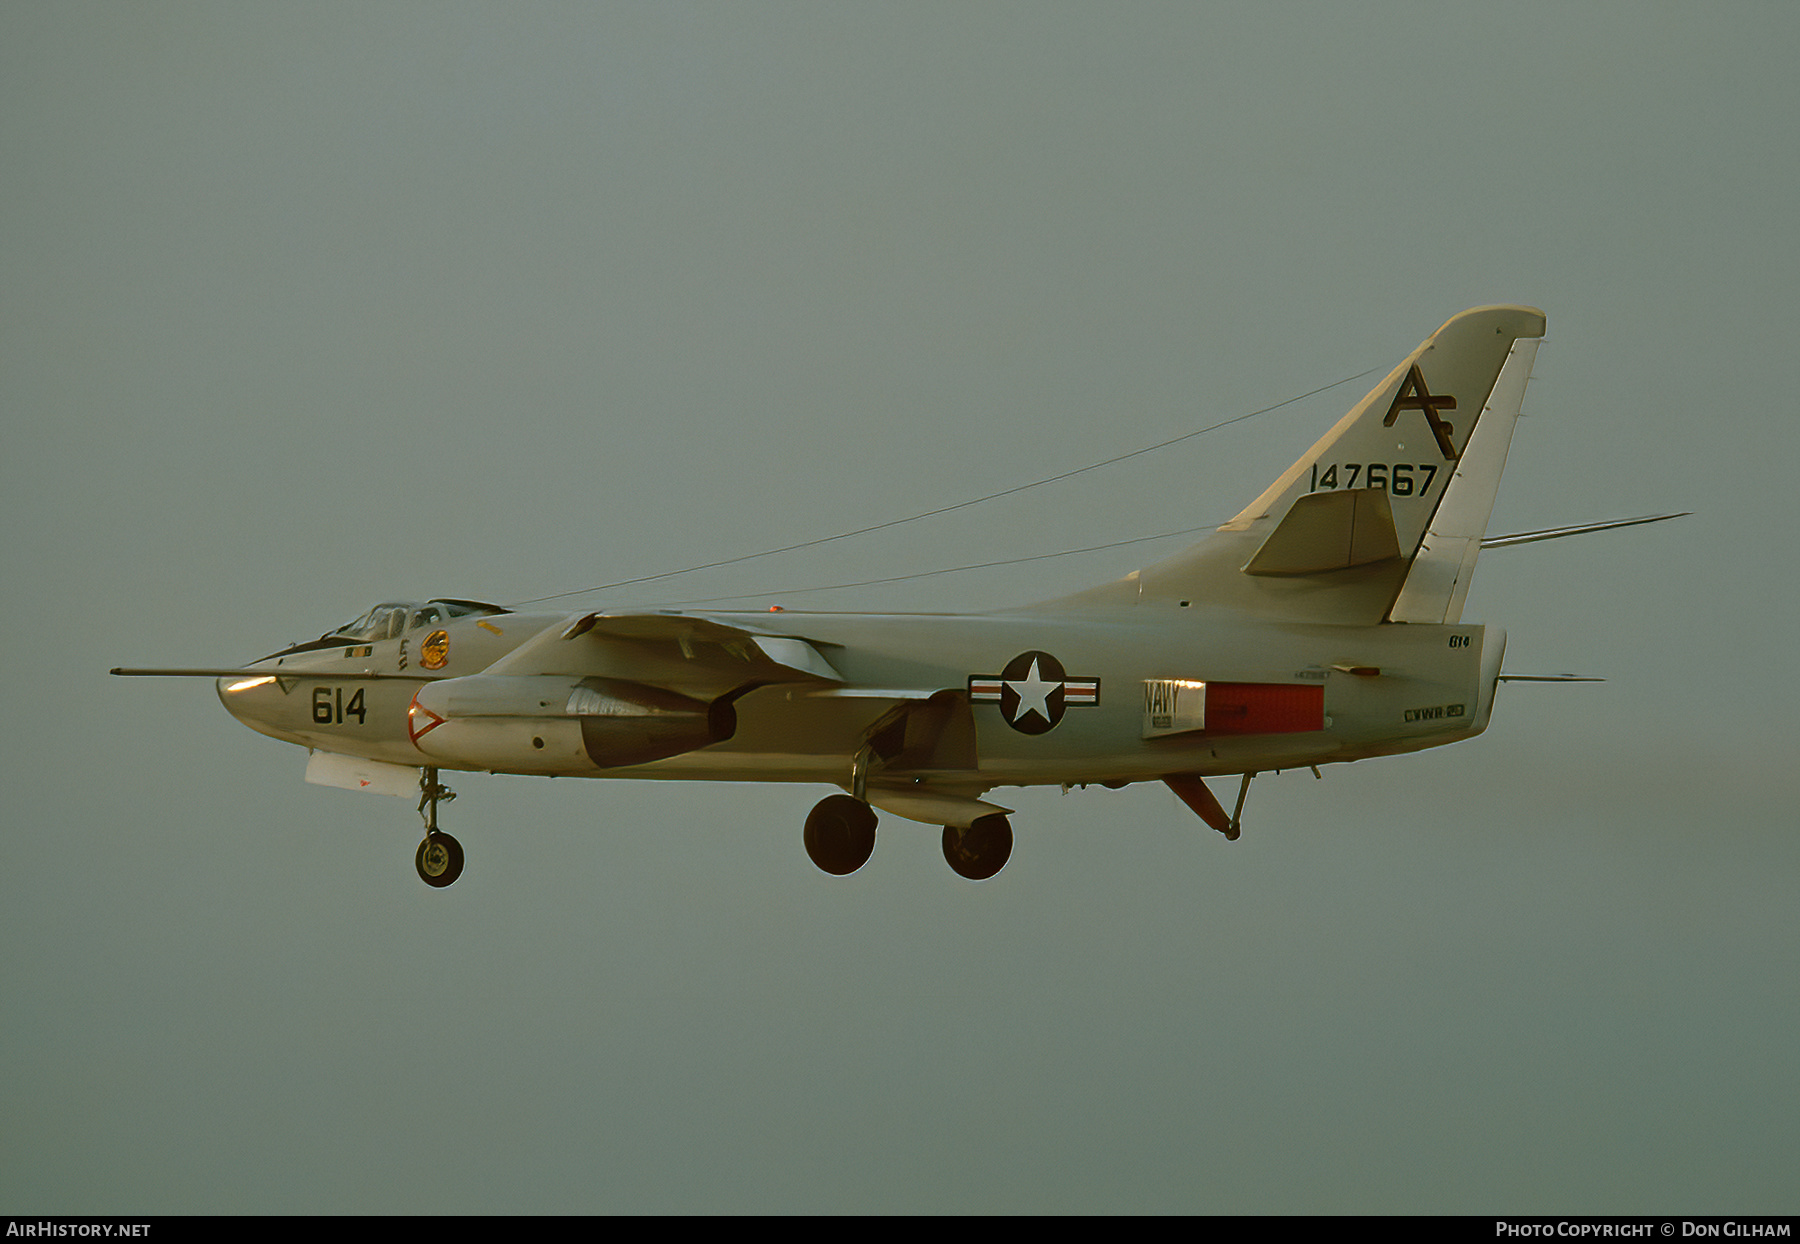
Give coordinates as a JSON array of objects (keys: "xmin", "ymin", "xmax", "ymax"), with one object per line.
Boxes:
[
  {"xmin": 1388, "ymin": 338, "xmax": 1540, "ymax": 623},
  {"xmin": 1055, "ymin": 306, "xmax": 1547, "ymax": 624}
]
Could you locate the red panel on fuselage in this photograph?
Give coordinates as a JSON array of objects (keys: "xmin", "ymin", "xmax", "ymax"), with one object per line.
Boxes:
[{"xmin": 1204, "ymin": 682, "xmax": 1325, "ymax": 735}]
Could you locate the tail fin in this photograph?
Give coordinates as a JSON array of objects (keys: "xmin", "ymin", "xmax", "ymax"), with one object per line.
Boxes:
[
  {"xmin": 1063, "ymin": 306, "xmax": 1547, "ymax": 624},
  {"xmin": 1387, "ymin": 336, "xmax": 1539, "ymax": 622}
]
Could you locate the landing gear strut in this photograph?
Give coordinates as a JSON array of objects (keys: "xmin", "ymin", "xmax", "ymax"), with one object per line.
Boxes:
[
  {"xmin": 1162, "ymin": 772, "xmax": 1256, "ymax": 840},
  {"xmin": 415, "ymin": 766, "xmax": 464, "ymax": 888}
]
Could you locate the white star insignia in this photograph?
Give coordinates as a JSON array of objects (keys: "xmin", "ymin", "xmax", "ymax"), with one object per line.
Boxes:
[{"xmin": 1006, "ymin": 657, "xmax": 1060, "ymax": 726}]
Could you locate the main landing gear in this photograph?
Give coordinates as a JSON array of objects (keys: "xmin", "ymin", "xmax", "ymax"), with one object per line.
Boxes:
[
  {"xmin": 415, "ymin": 767, "xmax": 464, "ymax": 888},
  {"xmin": 801, "ymin": 795, "xmax": 1014, "ymax": 881},
  {"xmin": 942, "ymin": 815, "xmax": 1013, "ymax": 881},
  {"xmin": 803, "ymin": 794, "xmax": 877, "ymax": 876}
]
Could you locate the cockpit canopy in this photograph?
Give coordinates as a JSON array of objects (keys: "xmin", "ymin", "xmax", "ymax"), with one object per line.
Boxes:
[{"xmin": 327, "ymin": 599, "xmax": 509, "ymax": 642}]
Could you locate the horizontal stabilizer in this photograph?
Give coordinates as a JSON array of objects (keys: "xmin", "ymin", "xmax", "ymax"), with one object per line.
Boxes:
[{"xmin": 1242, "ymin": 487, "xmax": 1400, "ymax": 577}]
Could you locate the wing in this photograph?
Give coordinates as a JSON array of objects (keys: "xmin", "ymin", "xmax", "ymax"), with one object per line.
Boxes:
[
  {"xmin": 111, "ymin": 667, "xmax": 436, "ymax": 682},
  {"xmin": 415, "ymin": 613, "xmax": 994, "ymax": 803},
  {"xmin": 475, "ymin": 610, "xmax": 845, "ymax": 697}
]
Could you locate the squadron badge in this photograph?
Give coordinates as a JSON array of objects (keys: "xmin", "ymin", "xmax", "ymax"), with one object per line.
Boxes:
[{"xmin": 421, "ymin": 629, "xmax": 450, "ymax": 671}]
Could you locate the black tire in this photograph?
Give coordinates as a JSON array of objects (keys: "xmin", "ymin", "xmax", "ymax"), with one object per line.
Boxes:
[
  {"xmin": 803, "ymin": 795, "xmax": 877, "ymax": 876},
  {"xmin": 416, "ymin": 831, "xmax": 465, "ymax": 888},
  {"xmin": 942, "ymin": 814, "xmax": 1013, "ymax": 881}
]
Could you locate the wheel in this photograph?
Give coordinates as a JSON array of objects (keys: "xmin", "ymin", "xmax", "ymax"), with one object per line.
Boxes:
[
  {"xmin": 942, "ymin": 814, "xmax": 1013, "ymax": 881},
  {"xmin": 416, "ymin": 830, "xmax": 465, "ymax": 888},
  {"xmin": 803, "ymin": 794, "xmax": 877, "ymax": 876}
]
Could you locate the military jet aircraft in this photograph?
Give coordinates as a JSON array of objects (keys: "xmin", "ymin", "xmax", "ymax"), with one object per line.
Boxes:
[{"xmin": 115, "ymin": 305, "xmax": 1679, "ymax": 887}]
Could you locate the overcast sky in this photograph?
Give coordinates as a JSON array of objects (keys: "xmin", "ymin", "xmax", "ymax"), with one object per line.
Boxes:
[{"xmin": 4, "ymin": 3, "xmax": 1797, "ymax": 1214}]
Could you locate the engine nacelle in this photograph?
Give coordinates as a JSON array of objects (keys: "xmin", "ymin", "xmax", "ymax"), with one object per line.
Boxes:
[{"xmin": 408, "ymin": 675, "xmax": 734, "ymax": 772}]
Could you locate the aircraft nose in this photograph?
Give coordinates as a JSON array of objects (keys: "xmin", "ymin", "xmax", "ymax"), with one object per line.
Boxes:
[
  {"xmin": 216, "ymin": 672, "xmax": 285, "ymax": 736},
  {"xmin": 217, "ymin": 671, "xmax": 276, "ymax": 698}
]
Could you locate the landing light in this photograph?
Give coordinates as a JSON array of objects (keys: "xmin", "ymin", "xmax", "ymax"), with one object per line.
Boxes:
[{"xmin": 225, "ymin": 676, "xmax": 276, "ymax": 692}]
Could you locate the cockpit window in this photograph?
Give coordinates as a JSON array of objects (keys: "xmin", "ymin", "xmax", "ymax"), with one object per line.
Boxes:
[
  {"xmin": 324, "ymin": 599, "xmax": 508, "ymax": 642},
  {"xmin": 331, "ymin": 603, "xmax": 412, "ymax": 642},
  {"xmin": 434, "ymin": 599, "xmax": 509, "ymax": 618}
]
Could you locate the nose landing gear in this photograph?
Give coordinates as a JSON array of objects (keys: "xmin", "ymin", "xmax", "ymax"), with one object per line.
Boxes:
[
  {"xmin": 415, "ymin": 767, "xmax": 464, "ymax": 888},
  {"xmin": 416, "ymin": 831, "xmax": 464, "ymax": 887}
]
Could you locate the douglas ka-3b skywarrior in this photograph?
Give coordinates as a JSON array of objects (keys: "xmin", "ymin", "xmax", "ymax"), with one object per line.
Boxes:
[{"xmin": 116, "ymin": 306, "xmax": 1681, "ymax": 887}]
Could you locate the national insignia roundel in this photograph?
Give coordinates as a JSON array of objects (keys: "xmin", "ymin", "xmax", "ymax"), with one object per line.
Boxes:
[{"xmin": 968, "ymin": 650, "xmax": 1100, "ymax": 735}]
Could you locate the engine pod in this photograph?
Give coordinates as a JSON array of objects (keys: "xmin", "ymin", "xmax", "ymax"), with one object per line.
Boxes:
[
  {"xmin": 569, "ymin": 677, "xmax": 736, "ymax": 768},
  {"xmin": 408, "ymin": 675, "xmax": 734, "ymax": 771}
]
